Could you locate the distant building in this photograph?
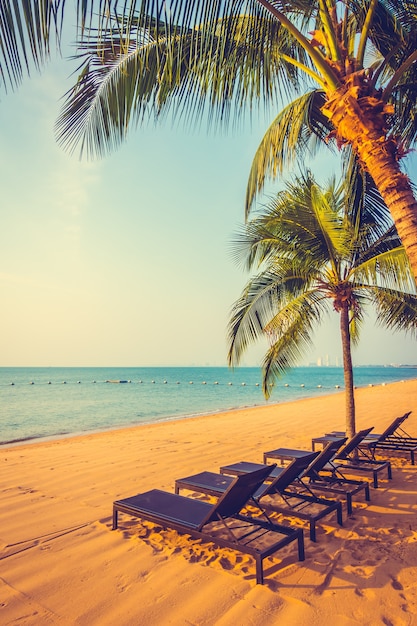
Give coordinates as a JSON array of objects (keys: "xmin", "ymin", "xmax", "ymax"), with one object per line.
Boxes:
[{"xmin": 316, "ymin": 354, "xmax": 336, "ymax": 366}]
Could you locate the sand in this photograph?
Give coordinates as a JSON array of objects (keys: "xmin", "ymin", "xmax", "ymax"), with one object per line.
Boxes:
[{"xmin": 1, "ymin": 378, "xmax": 417, "ymax": 625}]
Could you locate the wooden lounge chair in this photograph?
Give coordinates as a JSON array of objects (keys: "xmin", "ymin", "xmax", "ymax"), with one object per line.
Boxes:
[
  {"xmin": 263, "ymin": 438, "xmax": 371, "ymax": 515},
  {"xmin": 175, "ymin": 452, "xmax": 343, "ymax": 542},
  {"xmin": 312, "ymin": 428, "xmax": 392, "ymax": 488},
  {"xmin": 113, "ymin": 465, "xmax": 305, "ymax": 585}
]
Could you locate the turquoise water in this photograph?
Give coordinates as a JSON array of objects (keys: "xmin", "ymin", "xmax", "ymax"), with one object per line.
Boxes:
[{"xmin": 1, "ymin": 366, "xmax": 416, "ymax": 445}]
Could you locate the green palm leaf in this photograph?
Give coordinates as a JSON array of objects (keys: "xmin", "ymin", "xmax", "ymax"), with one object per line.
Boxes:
[
  {"xmin": 372, "ymin": 288, "xmax": 417, "ymax": 336},
  {"xmin": 245, "ymin": 90, "xmax": 332, "ymax": 215},
  {"xmin": 0, "ymin": 0, "xmax": 62, "ymax": 91}
]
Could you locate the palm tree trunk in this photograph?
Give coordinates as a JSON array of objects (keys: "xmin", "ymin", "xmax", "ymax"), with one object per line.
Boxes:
[
  {"xmin": 322, "ymin": 87, "xmax": 417, "ymax": 285},
  {"xmin": 348, "ymin": 139, "xmax": 417, "ymax": 285},
  {"xmin": 340, "ymin": 305, "xmax": 356, "ymax": 439}
]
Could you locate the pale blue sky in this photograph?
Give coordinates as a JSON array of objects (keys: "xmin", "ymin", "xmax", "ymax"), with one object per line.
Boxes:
[{"xmin": 1, "ymin": 48, "xmax": 416, "ymax": 368}]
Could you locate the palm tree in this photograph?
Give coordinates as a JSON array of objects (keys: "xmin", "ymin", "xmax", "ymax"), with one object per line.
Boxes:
[
  {"xmin": 52, "ymin": 1, "xmax": 417, "ymax": 282},
  {"xmin": 227, "ymin": 171, "xmax": 417, "ymax": 437}
]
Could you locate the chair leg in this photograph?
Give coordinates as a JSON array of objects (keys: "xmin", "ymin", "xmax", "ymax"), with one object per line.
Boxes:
[
  {"xmin": 256, "ymin": 556, "xmax": 264, "ymax": 585},
  {"xmin": 336, "ymin": 503, "xmax": 343, "ymax": 527},
  {"xmin": 298, "ymin": 531, "xmax": 305, "ymax": 561},
  {"xmin": 112, "ymin": 507, "xmax": 118, "ymax": 530},
  {"xmin": 309, "ymin": 521, "xmax": 316, "ymax": 542},
  {"xmin": 346, "ymin": 494, "xmax": 353, "ymax": 515}
]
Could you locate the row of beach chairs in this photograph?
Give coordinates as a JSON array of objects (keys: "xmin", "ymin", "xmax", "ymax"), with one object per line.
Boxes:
[{"xmin": 112, "ymin": 411, "xmax": 414, "ymax": 585}]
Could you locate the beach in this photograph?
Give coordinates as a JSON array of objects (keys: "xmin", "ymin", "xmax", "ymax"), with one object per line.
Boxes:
[{"xmin": 1, "ymin": 379, "xmax": 417, "ymax": 625}]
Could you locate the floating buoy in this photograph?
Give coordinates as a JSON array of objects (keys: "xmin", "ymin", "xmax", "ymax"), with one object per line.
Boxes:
[
  {"xmin": 163, "ymin": 380, "xmax": 167, "ymax": 384},
  {"xmin": 317, "ymin": 385, "xmax": 322, "ymax": 388},
  {"xmin": 48, "ymin": 381, "xmax": 51, "ymax": 385},
  {"xmin": 284, "ymin": 383, "xmax": 289, "ymax": 387},
  {"xmin": 202, "ymin": 381, "xmax": 206, "ymax": 385},
  {"xmin": 77, "ymin": 381, "xmax": 81, "ymax": 384},
  {"xmin": 300, "ymin": 384, "xmax": 305, "ymax": 388},
  {"xmin": 189, "ymin": 381, "xmax": 193, "ymax": 384},
  {"xmin": 335, "ymin": 385, "xmax": 340, "ymax": 388},
  {"xmin": 368, "ymin": 384, "xmax": 373, "ymax": 387},
  {"xmin": 138, "ymin": 380, "xmax": 142, "ymax": 383},
  {"xmin": 176, "ymin": 381, "xmax": 180, "ymax": 384},
  {"xmin": 10, "ymin": 382, "xmax": 14, "ymax": 385},
  {"xmin": 214, "ymin": 381, "xmax": 219, "ymax": 385},
  {"xmin": 151, "ymin": 380, "xmax": 155, "ymax": 384},
  {"xmin": 255, "ymin": 382, "xmax": 260, "ymax": 386},
  {"xmin": 62, "ymin": 381, "xmax": 66, "ymax": 384},
  {"xmin": 228, "ymin": 382, "xmax": 232, "ymax": 385},
  {"xmin": 29, "ymin": 381, "xmax": 34, "ymax": 385},
  {"xmin": 241, "ymin": 382, "xmax": 246, "ymax": 386}
]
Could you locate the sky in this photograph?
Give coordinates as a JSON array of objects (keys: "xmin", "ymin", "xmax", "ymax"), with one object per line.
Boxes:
[{"xmin": 1, "ymin": 33, "xmax": 416, "ymax": 369}]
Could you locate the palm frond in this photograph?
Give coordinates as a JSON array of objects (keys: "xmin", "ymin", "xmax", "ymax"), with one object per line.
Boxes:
[
  {"xmin": 228, "ymin": 274, "xmax": 281, "ymax": 367},
  {"xmin": 55, "ymin": 38, "xmax": 157, "ymax": 157},
  {"xmin": 245, "ymin": 89, "xmax": 332, "ymax": 216},
  {"xmin": 341, "ymin": 155, "xmax": 394, "ymax": 237},
  {"xmin": 372, "ymin": 288, "xmax": 417, "ymax": 337},
  {"xmin": 388, "ymin": 66, "xmax": 417, "ymax": 149},
  {"xmin": 0, "ymin": 0, "xmax": 63, "ymax": 92},
  {"xmin": 347, "ymin": 301, "xmax": 364, "ymax": 346},
  {"xmin": 260, "ymin": 290, "xmax": 328, "ymax": 397},
  {"xmin": 309, "ymin": 178, "xmax": 350, "ymax": 266},
  {"xmin": 227, "ymin": 264, "xmax": 317, "ymax": 366},
  {"xmin": 354, "ymin": 246, "xmax": 416, "ymax": 292},
  {"xmin": 57, "ymin": 3, "xmax": 318, "ymax": 158}
]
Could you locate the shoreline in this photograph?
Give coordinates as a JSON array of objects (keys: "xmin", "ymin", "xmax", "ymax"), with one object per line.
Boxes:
[
  {"xmin": 1, "ymin": 379, "xmax": 417, "ymax": 624},
  {"xmin": 0, "ymin": 400, "xmax": 270, "ymax": 448},
  {"xmin": 3, "ymin": 376, "xmax": 415, "ymax": 449}
]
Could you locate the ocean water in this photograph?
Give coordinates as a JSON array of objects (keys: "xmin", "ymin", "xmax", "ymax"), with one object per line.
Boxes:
[{"xmin": 1, "ymin": 366, "xmax": 416, "ymax": 446}]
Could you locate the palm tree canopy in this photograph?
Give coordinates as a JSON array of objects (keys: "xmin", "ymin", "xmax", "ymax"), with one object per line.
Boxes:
[
  {"xmin": 5, "ymin": 1, "xmax": 417, "ymax": 282},
  {"xmin": 228, "ymin": 171, "xmax": 417, "ymax": 397},
  {"xmin": 54, "ymin": 0, "xmax": 417, "ymax": 161},
  {"xmin": 52, "ymin": 2, "xmax": 417, "ymax": 286}
]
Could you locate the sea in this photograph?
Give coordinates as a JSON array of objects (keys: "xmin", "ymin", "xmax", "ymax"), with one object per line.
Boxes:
[{"xmin": 1, "ymin": 366, "xmax": 416, "ymax": 446}]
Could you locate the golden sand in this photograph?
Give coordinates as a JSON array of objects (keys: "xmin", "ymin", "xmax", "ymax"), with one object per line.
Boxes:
[{"xmin": 1, "ymin": 379, "xmax": 417, "ymax": 625}]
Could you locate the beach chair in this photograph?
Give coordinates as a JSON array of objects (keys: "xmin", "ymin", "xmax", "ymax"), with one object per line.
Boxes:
[
  {"xmin": 262, "ymin": 438, "xmax": 371, "ymax": 515},
  {"xmin": 113, "ymin": 465, "xmax": 305, "ymax": 585},
  {"xmin": 352, "ymin": 412, "xmax": 417, "ymax": 465},
  {"xmin": 321, "ymin": 412, "xmax": 417, "ymax": 465},
  {"xmin": 325, "ymin": 412, "xmax": 412, "ymax": 443},
  {"xmin": 384, "ymin": 411, "xmax": 415, "ymax": 441},
  {"xmin": 312, "ymin": 428, "xmax": 392, "ymax": 488},
  {"xmin": 175, "ymin": 452, "xmax": 343, "ymax": 542},
  {"xmin": 365, "ymin": 436, "xmax": 417, "ymax": 465}
]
